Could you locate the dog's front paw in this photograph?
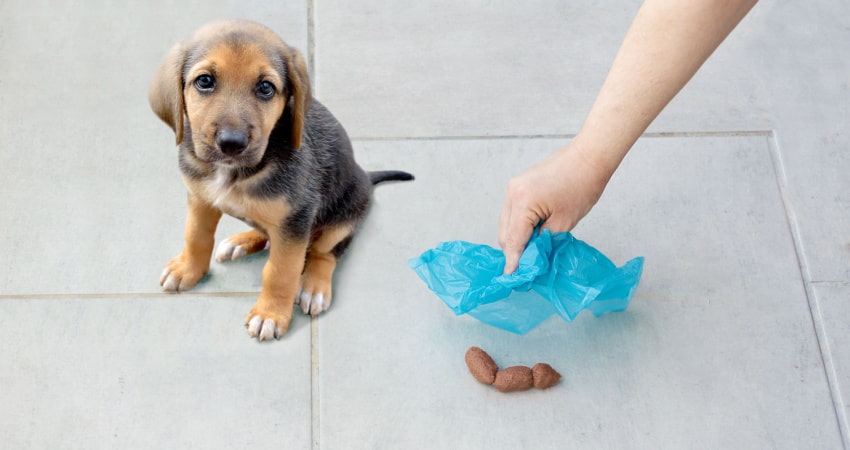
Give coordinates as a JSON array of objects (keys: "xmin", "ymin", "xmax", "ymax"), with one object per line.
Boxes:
[
  {"xmin": 245, "ymin": 301, "xmax": 293, "ymax": 341},
  {"xmin": 160, "ymin": 256, "xmax": 207, "ymax": 291},
  {"xmin": 297, "ymin": 256, "xmax": 336, "ymax": 316},
  {"xmin": 295, "ymin": 288, "xmax": 331, "ymax": 317}
]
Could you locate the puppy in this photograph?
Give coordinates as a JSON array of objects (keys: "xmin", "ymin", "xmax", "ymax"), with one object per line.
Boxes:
[{"xmin": 149, "ymin": 20, "xmax": 412, "ymax": 341}]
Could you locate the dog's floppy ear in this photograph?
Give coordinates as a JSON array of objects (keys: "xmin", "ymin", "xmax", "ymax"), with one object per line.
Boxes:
[
  {"xmin": 149, "ymin": 44, "xmax": 186, "ymax": 145},
  {"xmin": 285, "ymin": 46, "xmax": 312, "ymax": 149}
]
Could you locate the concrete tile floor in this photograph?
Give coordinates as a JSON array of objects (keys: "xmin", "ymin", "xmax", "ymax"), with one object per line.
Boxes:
[{"xmin": 0, "ymin": 1, "xmax": 848, "ymax": 449}]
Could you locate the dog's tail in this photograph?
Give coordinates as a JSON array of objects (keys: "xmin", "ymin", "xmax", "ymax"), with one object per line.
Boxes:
[{"xmin": 369, "ymin": 170, "xmax": 415, "ymax": 185}]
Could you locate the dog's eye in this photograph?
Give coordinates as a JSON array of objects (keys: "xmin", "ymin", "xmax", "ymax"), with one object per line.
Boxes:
[
  {"xmin": 256, "ymin": 80, "xmax": 276, "ymax": 100},
  {"xmin": 194, "ymin": 75, "xmax": 216, "ymax": 92}
]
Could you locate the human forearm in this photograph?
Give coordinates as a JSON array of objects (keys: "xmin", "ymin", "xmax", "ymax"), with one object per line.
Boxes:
[
  {"xmin": 574, "ymin": 0, "xmax": 758, "ymax": 174},
  {"xmin": 499, "ymin": 0, "xmax": 757, "ymax": 274}
]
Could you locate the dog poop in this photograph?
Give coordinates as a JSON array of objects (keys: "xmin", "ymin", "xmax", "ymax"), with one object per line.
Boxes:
[
  {"xmin": 464, "ymin": 346, "xmax": 562, "ymax": 393},
  {"xmin": 465, "ymin": 346, "xmax": 499, "ymax": 385},
  {"xmin": 532, "ymin": 363, "xmax": 562, "ymax": 390},
  {"xmin": 493, "ymin": 366, "xmax": 534, "ymax": 392}
]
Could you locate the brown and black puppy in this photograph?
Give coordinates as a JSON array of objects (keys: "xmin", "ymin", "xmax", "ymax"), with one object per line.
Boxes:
[{"xmin": 149, "ymin": 20, "xmax": 412, "ymax": 341}]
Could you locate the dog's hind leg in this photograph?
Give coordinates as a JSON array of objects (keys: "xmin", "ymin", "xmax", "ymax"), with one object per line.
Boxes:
[
  {"xmin": 297, "ymin": 223, "xmax": 356, "ymax": 316},
  {"xmin": 215, "ymin": 229, "xmax": 270, "ymax": 263}
]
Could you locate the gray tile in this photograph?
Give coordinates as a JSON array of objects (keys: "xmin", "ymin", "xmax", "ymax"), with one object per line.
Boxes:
[
  {"xmin": 313, "ymin": 0, "xmax": 850, "ymax": 287},
  {"xmin": 316, "ymin": 136, "xmax": 842, "ymax": 448},
  {"xmin": 778, "ymin": 140, "xmax": 850, "ymax": 284},
  {"xmin": 738, "ymin": 2, "xmax": 850, "ymax": 284},
  {"xmin": 0, "ymin": 1, "xmax": 307, "ymax": 295},
  {"xmin": 314, "ymin": 0, "xmax": 773, "ymax": 139},
  {"xmin": 1, "ymin": 0, "xmax": 847, "ymax": 448},
  {"xmin": 815, "ymin": 283, "xmax": 850, "ymax": 441},
  {"xmin": 0, "ymin": 295, "xmax": 312, "ymax": 449}
]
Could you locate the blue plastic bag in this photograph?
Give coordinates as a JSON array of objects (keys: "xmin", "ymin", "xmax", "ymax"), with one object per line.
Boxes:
[{"xmin": 408, "ymin": 230, "xmax": 644, "ymax": 335}]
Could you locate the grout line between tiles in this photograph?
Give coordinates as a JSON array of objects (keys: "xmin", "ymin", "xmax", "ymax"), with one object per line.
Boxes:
[
  {"xmin": 310, "ymin": 316, "xmax": 320, "ymax": 450},
  {"xmin": 0, "ymin": 291, "xmax": 261, "ymax": 300},
  {"xmin": 306, "ymin": 3, "xmax": 320, "ymax": 449},
  {"xmin": 307, "ymin": 0, "xmax": 317, "ymax": 96},
  {"xmin": 812, "ymin": 281, "xmax": 850, "ymax": 287},
  {"xmin": 767, "ymin": 131, "xmax": 849, "ymax": 449},
  {"xmin": 353, "ymin": 133, "xmax": 578, "ymax": 142},
  {"xmin": 350, "ymin": 130, "xmax": 772, "ymax": 142}
]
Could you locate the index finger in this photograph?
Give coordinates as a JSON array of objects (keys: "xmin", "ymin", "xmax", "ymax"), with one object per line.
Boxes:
[{"xmin": 499, "ymin": 205, "xmax": 537, "ymax": 275}]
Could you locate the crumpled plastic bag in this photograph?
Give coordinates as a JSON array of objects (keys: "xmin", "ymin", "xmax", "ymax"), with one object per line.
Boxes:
[{"xmin": 408, "ymin": 230, "xmax": 644, "ymax": 335}]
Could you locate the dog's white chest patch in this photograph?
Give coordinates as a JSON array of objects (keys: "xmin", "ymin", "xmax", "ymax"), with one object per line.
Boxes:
[
  {"xmin": 211, "ymin": 169, "xmax": 231, "ymax": 198},
  {"xmin": 204, "ymin": 169, "xmax": 246, "ymax": 216}
]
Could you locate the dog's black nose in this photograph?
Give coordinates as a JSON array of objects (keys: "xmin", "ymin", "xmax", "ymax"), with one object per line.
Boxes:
[{"xmin": 216, "ymin": 130, "xmax": 248, "ymax": 156}]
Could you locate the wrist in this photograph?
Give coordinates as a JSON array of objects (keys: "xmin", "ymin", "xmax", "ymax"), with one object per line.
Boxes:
[{"xmin": 560, "ymin": 136, "xmax": 621, "ymax": 185}]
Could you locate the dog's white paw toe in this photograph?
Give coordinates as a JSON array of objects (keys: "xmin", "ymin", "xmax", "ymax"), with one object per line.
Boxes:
[
  {"xmin": 160, "ymin": 267, "xmax": 175, "ymax": 289},
  {"xmin": 160, "ymin": 268, "xmax": 184, "ymax": 291},
  {"xmin": 215, "ymin": 239, "xmax": 247, "ymax": 263},
  {"xmin": 298, "ymin": 290, "xmax": 327, "ymax": 316},
  {"xmin": 246, "ymin": 315, "xmax": 281, "ymax": 341}
]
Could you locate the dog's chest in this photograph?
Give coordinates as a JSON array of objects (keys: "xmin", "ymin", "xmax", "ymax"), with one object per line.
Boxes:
[{"xmin": 198, "ymin": 169, "xmax": 248, "ymax": 218}]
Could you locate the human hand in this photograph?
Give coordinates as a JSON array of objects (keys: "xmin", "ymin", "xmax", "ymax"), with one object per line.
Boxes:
[
  {"xmin": 497, "ymin": 0, "xmax": 757, "ymax": 276},
  {"xmin": 498, "ymin": 142, "xmax": 612, "ymax": 274}
]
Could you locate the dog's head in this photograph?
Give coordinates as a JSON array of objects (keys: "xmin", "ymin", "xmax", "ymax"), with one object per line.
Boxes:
[{"xmin": 149, "ymin": 20, "xmax": 311, "ymax": 167}]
